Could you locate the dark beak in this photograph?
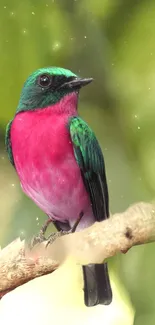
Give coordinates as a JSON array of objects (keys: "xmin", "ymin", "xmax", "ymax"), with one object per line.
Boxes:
[{"xmin": 58, "ymin": 77, "xmax": 93, "ymax": 90}]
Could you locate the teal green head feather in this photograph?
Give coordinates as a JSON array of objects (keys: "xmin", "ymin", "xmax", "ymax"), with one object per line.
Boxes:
[{"xmin": 17, "ymin": 67, "xmax": 93, "ymax": 113}]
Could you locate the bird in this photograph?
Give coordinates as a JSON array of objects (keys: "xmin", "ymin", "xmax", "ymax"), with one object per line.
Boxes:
[{"xmin": 5, "ymin": 66, "xmax": 112, "ymax": 307}]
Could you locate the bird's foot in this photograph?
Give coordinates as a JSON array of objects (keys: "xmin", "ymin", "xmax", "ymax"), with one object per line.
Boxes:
[
  {"xmin": 30, "ymin": 218, "xmax": 53, "ymax": 249},
  {"xmin": 46, "ymin": 230, "xmax": 69, "ymax": 247},
  {"xmin": 31, "ymin": 211, "xmax": 84, "ymax": 248},
  {"xmin": 46, "ymin": 211, "xmax": 84, "ymax": 247},
  {"xmin": 30, "ymin": 231, "xmax": 46, "ymax": 249}
]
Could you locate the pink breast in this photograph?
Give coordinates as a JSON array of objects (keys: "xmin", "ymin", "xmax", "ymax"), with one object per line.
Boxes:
[{"xmin": 10, "ymin": 108, "xmax": 90, "ymax": 221}]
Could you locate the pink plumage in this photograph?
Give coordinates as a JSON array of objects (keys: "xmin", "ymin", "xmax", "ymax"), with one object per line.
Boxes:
[{"xmin": 11, "ymin": 93, "xmax": 94, "ymax": 228}]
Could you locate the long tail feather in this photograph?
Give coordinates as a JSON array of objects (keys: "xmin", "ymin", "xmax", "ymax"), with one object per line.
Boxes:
[{"xmin": 82, "ymin": 263, "xmax": 112, "ymax": 307}]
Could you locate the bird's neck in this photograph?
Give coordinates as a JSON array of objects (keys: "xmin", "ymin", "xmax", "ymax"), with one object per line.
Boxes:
[
  {"xmin": 12, "ymin": 92, "xmax": 79, "ymax": 143},
  {"xmin": 36, "ymin": 92, "xmax": 78, "ymax": 116}
]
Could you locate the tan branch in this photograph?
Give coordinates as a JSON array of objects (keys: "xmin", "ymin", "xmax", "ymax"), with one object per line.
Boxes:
[{"xmin": 0, "ymin": 201, "xmax": 155, "ymax": 297}]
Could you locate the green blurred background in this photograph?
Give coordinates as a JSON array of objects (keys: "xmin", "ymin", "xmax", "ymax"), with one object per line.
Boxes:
[{"xmin": 1, "ymin": 0, "xmax": 155, "ymax": 323}]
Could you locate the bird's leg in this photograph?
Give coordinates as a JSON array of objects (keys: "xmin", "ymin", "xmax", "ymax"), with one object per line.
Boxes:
[
  {"xmin": 31, "ymin": 211, "xmax": 84, "ymax": 248},
  {"xmin": 70, "ymin": 211, "xmax": 84, "ymax": 233},
  {"xmin": 30, "ymin": 217, "xmax": 53, "ymax": 248},
  {"xmin": 46, "ymin": 211, "xmax": 84, "ymax": 247},
  {"xmin": 39, "ymin": 218, "xmax": 52, "ymax": 238}
]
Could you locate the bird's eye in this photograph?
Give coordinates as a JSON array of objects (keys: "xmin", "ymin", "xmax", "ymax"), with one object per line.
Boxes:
[{"xmin": 38, "ymin": 74, "xmax": 52, "ymax": 88}]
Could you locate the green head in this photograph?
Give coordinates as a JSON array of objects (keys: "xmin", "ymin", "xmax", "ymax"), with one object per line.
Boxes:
[{"xmin": 16, "ymin": 67, "xmax": 93, "ymax": 113}]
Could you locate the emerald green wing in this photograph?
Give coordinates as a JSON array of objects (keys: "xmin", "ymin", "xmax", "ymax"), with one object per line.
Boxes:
[
  {"xmin": 5, "ymin": 120, "xmax": 15, "ymax": 167},
  {"xmin": 69, "ymin": 116, "xmax": 109, "ymax": 221}
]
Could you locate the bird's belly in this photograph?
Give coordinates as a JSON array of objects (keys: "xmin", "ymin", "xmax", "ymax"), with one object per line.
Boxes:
[{"xmin": 20, "ymin": 156, "xmax": 90, "ymax": 222}]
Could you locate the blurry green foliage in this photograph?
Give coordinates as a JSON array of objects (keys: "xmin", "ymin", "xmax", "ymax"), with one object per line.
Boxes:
[{"xmin": 0, "ymin": 0, "xmax": 155, "ymax": 324}]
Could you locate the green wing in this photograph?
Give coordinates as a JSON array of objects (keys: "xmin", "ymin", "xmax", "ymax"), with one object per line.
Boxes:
[
  {"xmin": 5, "ymin": 120, "xmax": 15, "ymax": 167},
  {"xmin": 69, "ymin": 116, "xmax": 109, "ymax": 221}
]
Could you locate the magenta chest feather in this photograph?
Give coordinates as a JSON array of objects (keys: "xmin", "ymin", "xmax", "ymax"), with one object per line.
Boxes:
[{"xmin": 10, "ymin": 107, "xmax": 92, "ymax": 225}]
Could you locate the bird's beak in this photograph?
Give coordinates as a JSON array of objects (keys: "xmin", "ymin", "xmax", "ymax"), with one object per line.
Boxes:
[{"xmin": 58, "ymin": 77, "xmax": 93, "ymax": 90}]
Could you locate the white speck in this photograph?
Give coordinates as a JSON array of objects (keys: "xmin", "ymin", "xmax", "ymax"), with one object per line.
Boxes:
[
  {"xmin": 36, "ymin": 217, "xmax": 39, "ymax": 221},
  {"xmin": 10, "ymin": 11, "xmax": 15, "ymax": 17},
  {"xmin": 46, "ymin": 3, "xmax": 49, "ymax": 6},
  {"xmin": 148, "ymin": 87, "xmax": 151, "ymax": 90},
  {"xmin": 84, "ymin": 35, "xmax": 87, "ymax": 39},
  {"xmin": 19, "ymin": 230, "xmax": 25, "ymax": 238},
  {"xmin": 151, "ymin": 52, "xmax": 153, "ymax": 56},
  {"xmin": 37, "ymin": 223, "xmax": 40, "ymax": 226},
  {"xmin": 52, "ymin": 41, "xmax": 61, "ymax": 51},
  {"xmin": 4, "ymin": 6, "xmax": 6, "ymax": 9},
  {"xmin": 11, "ymin": 183, "xmax": 15, "ymax": 187},
  {"xmin": 137, "ymin": 126, "xmax": 140, "ymax": 130},
  {"xmin": 134, "ymin": 114, "xmax": 138, "ymax": 119},
  {"xmin": 111, "ymin": 63, "xmax": 114, "ymax": 66},
  {"xmin": 1, "ymin": 156, "xmax": 4, "ymax": 160},
  {"xmin": 32, "ymin": 11, "xmax": 35, "ymax": 15},
  {"xmin": 22, "ymin": 28, "xmax": 28, "ymax": 35}
]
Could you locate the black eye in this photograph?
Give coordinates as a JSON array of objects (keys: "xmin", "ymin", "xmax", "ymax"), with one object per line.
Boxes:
[{"xmin": 38, "ymin": 74, "xmax": 52, "ymax": 88}]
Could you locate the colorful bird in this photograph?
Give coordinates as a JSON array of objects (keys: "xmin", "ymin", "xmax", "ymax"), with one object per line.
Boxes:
[{"xmin": 5, "ymin": 67, "xmax": 112, "ymax": 307}]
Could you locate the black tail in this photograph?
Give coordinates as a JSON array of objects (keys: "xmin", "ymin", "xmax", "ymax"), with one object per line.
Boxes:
[
  {"xmin": 82, "ymin": 263, "xmax": 112, "ymax": 307},
  {"xmin": 53, "ymin": 220, "xmax": 112, "ymax": 307}
]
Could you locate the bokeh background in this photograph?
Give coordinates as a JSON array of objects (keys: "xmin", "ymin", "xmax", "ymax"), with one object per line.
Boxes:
[{"xmin": 0, "ymin": 0, "xmax": 155, "ymax": 324}]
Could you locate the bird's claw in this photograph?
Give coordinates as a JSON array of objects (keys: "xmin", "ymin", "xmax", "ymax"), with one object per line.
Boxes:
[
  {"xmin": 46, "ymin": 229, "xmax": 71, "ymax": 247},
  {"xmin": 30, "ymin": 211, "xmax": 83, "ymax": 249},
  {"xmin": 29, "ymin": 231, "xmax": 46, "ymax": 249}
]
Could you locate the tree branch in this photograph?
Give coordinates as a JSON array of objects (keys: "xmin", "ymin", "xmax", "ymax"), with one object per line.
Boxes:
[{"xmin": 0, "ymin": 201, "xmax": 155, "ymax": 298}]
